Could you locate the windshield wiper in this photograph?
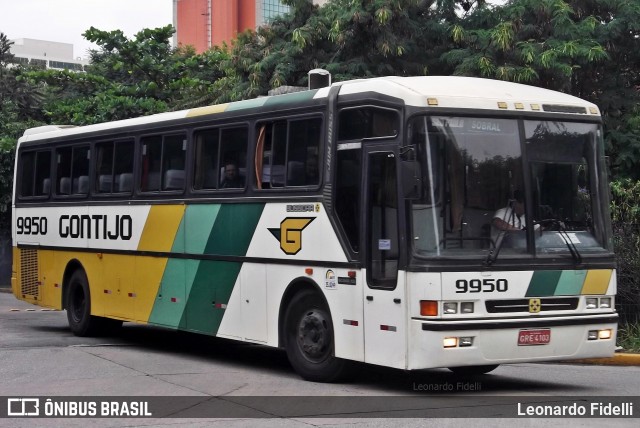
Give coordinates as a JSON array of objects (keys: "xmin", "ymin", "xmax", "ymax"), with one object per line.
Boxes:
[
  {"xmin": 537, "ymin": 219, "xmax": 583, "ymax": 265},
  {"xmin": 484, "ymin": 229, "xmax": 508, "ymax": 266}
]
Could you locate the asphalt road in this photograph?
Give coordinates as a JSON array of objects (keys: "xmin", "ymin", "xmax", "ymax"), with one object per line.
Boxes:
[{"xmin": 1, "ymin": 291, "xmax": 638, "ymax": 427}]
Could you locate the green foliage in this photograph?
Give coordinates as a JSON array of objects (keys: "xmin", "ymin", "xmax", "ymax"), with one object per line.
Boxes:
[
  {"xmin": 609, "ymin": 179, "xmax": 640, "ymax": 325},
  {"xmin": 617, "ymin": 322, "xmax": 640, "ymax": 352},
  {"xmin": 610, "ymin": 179, "xmax": 640, "ymax": 224}
]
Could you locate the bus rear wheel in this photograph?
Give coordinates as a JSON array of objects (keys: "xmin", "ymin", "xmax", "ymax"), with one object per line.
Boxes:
[
  {"xmin": 448, "ymin": 365, "xmax": 499, "ymax": 375},
  {"xmin": 284, "ymin": 289, "xmax": 351, "ymax": 382},
  {"xmin": 66, "ymin": 269, "xmax": 121, "ymax": 336}
]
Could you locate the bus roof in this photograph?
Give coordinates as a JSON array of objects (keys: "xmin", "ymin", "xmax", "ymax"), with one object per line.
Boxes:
[{"xmin": 19, "ymin": 76, "xmax": 599, "ymax": 144}]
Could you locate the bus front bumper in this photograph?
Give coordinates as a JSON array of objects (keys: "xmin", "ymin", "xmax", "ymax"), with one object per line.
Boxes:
[{"xmin": 407, "ymin": 314, "xmax": 618, "ymax": 370}]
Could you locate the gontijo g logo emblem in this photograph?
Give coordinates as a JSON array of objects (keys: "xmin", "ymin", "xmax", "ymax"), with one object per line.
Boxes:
[{"xmin": 269, "ymin": 217, "xmax": 315, "ymax": 255}]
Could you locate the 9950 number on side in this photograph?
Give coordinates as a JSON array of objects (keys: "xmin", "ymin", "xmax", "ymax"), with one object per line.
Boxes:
[{"xmin": 455, "ymin": 278, "xmax": 508, "ymax": 293}]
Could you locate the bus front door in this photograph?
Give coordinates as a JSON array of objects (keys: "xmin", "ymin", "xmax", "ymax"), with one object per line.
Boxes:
[{"xmin": 363, "ymin": 147, "xmax": 407, "ymax": 369}]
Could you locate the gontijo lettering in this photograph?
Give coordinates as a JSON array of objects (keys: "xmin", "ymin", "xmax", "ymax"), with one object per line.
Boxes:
[{"xmin": 59, "ymin": 214, "xmax": 132, "ymax": 240}]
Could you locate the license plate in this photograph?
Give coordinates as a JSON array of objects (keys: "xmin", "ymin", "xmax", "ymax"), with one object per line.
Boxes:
[{"xmin": 518, "ymin": 328, "xmax": 551, "ymax": 346}]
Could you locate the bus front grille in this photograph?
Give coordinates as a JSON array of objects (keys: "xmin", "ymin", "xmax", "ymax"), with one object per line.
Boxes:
[
  {"xmin": 486, "ymin": 297, "xmax": 579, "ymax": 313},
  {"xmin": 20, "ymin": 249, "xmax": 39, "ymax": 298}
]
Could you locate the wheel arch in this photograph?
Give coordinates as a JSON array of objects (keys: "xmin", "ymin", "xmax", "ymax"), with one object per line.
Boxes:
[
  {"xmin": 61, "ymin": 259, "xmax": 85, "ymax": 310},
  {"xmin": 277, "ymin": 277, "xmax": 329, "ymax": 348}
]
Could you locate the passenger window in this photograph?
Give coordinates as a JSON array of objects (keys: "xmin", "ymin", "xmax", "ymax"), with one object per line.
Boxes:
[
  {"xmin": 95, "ymin": 140, "xmax": 134, "ymax": 194},
  {"xmin": 19, "ymin": 150, "xmax": 51, "ymax": 198},
  {"xmin": 256, "ymin": 117, "xmax": 321, "ymax": 189},
  {"xmin": 140, "ymin": 134, "xmax": 186, "ymax": 192},
  {"xmin": 56, "ymin": 145, "xmax": 89, "ymax": 196},
  {"xmin": 193, "ymin": 126, "xmax": 248, "ymax": 190}
]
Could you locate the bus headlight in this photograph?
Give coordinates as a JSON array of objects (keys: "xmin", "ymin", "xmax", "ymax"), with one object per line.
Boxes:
[
  {"xmin": 586, "ymin": 298, "xmax": 598, "ymax": 309},
  {"xmin": 599, "ymin": 298, "xmax": 612, "ymax": 309},
  {"xmin": 443, "ymin": 302, "xmax": 458, "ymax": 314},
  {"xmin": 460, "ymin": 302, "xmax": 474, "ymax": 314}
]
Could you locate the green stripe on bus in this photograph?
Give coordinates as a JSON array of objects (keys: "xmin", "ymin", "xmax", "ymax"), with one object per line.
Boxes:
[
  {"xmin": 263, "ymin": 90, "xmax": 319, "ymax": 107},
  {"xmin": 179, "ymin": 260, "xmax": 241, "ymax": 333},
  {"xmin": 226, "ymin": 97, "xmax": 269, "ymax": 111},
  {"xmin": 204, "ymin": 204, "xmax": 264, "ymax": 256},
  {"xmin": 525, "ymin": 270, "xmax": 562, "ymax": 297},
  {"xmin": 150, "ymin": 203, "xmax": 263, "ymax": 333},
  {"xmin": 554, "ymin": 270, "xmax": 586, "ymax": 296},
  {"xmin": 185, "ymin": 204, "xmax": 221, "ymax": 254},
  {"xmin": 182, "ymin": 203, "xmax": 264, "ymax": 334}
]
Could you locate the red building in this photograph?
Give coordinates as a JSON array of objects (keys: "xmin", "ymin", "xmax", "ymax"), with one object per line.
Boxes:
[{"xmin": 174, "ymin": 0, "xmax": 292, "ymax": 52}]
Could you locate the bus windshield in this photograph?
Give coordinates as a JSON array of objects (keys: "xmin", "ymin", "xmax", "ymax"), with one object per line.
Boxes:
[{"xmin": 407, "ymin": 115, "xmax": 609, "ymax": 259}]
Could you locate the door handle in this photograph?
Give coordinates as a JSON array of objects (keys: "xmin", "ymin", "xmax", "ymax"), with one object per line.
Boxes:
[{"xmin": 366, "ymin": 296, "xmax": 373, "ymax": 301}]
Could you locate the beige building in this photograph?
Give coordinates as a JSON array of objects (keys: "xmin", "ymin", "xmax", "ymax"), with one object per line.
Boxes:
[{"xmin": 10, "ymin": 38, "xmax": 89, "ymax": 71}]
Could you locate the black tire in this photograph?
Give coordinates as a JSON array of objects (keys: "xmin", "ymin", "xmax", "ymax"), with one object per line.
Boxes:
[
  {"xmin": 448, "ymin": 365, "xmax": 499, "ymax": 375},
  {"xmin": 66, "ymin": 269, "xmax": 104, "ymax": 337},
  {"xmin": 284, "ymin": 289, "xmax": 352, "ymax": 382}
]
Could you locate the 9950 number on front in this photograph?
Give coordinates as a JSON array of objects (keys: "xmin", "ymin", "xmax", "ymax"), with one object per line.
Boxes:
[{"xmin": 455, "ymin": 278, "xmax": 508, "ymax": 293}]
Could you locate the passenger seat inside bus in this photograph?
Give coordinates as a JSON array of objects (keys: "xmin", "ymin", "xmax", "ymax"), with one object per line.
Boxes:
[
  {"xmin": 59, "ymin": 177, "xmax": 71, "ymax": 195},
  {"xmin": 164, "ymin": 169, "xmax": 185, "ymax": 190},
  {"xmin": 72, "ymin": 176, "xmax": 89, "ymax": 195},
  {"xmin": 118, "ymin": 173, "xmax": 133, "ymax": 192}
]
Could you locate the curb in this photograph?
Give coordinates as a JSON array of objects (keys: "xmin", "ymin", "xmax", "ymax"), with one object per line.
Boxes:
[
  {"xmin": 565, "ymin": 353, "xmax": 640, "ymax": 366},
  {"xmin": 0, "ymin": 287, "xmax": 11, "ymax": 294}
]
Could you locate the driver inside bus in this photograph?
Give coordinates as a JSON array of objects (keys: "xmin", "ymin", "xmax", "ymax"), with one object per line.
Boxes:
[{"xmin": 491, "ymin": 190, "xmax": 540, "ymax": 244}]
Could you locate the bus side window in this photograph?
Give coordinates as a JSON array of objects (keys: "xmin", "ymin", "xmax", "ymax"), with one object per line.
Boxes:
[
  {"xmin": 140, "ymin": 134, "xmax": 186, "ymax": 192},
  {"xmin": 255, "ymin": 117, "xmax": 321, "ymax": 190},
  {"xmin": 193, "ymin": 126, "xmax": 248, "ymax": 191},
  {"xmin": 19, "ymin": 151, "xmax": 36, "ymax": 197},
  {"xmin": 94, "ymin": 140, "xmax": 133, "ymax": 194}
]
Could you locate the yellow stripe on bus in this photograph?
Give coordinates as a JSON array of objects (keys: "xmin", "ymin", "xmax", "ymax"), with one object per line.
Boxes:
[
  {"xmin": 581, "ymin": 269, "xmax": 612, "ymax": 295},
  {"xmin": 137, "ymin": 205, "xmax": 185, "ymax": 252},
  {"xmin": 185, "ymin": 104, "xmax": 229, "ymax": 117}
]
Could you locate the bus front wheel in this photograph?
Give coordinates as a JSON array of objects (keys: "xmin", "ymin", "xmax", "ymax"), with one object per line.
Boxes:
[
  {"xmin": 66, "ymin": 269, "xmax": 117, "ymax": 336},
  {"xmin": 284, "ymin": 289, "xmax": 351, "ymax": 382},
  {"xmin": 448, "ymin": 365, "xmax": 499, "ymax": 375}
]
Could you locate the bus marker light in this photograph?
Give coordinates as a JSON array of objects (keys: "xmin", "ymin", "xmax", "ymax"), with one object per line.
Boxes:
[
  {"xmin": 420, "ymin": 300, "xmax": 438, "ymax": 316},
  {"xmin": 103, "ymin": 290, "xmax": 112, "ymax": 294},
  {"xmin": 171, "ymin": 297, "xmax": 179, "ymax": 303},
  {"xmin": 497, "ymin": 101, "xmax": 508, "ymax": 109},
  {"xmin": 515, "ymin": 102, "xmax": 524, "ymax": 110},
  {"xmin": 589, "ymin": 107, "xmax": 599, "ymax": 115},
  {"xmin": 305, "ymin": 268, "xmax": 313, "ymax": 275},
  {"xmin": 343, "ymin": 319, "xmax": 358, "ymax": 326},
  {"xmin": 214, "ymin": 303, "xmax": 227, "ymax": 309},
  {"xmin": 54, "ymin": 283, "xmax": 59, "ymax": 288},
  {"xmin": 348, "ymin": 271, "xmax": 356, "ymax": 278},
  {"xmin": 427, "ymin": 98, "xmax": 438, "ymax": 106},
  {"xmin": 531, "ymin": 103, "xmax": 541, "ymax": 110},
  {"xmin": 443, "ymin": 337, "xmax": 458, "ymax": 348},
  {"xmin": 380, "ymin": 325, "xmax": 397, "ymax": 332},
  {"xmin": 128, "ymin": 293, "xmax": 136, "ymax": 298}
]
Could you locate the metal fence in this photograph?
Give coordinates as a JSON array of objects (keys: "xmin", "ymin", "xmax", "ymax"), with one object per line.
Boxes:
[{"xmin": 613, "ymin": 222, "xmax": 640, "ymax": 325}]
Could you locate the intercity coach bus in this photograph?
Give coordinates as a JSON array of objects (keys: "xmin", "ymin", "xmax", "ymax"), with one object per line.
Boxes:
[{"xmin": 12, "ymin": 74, "xmax": 618, "ymax": 381}]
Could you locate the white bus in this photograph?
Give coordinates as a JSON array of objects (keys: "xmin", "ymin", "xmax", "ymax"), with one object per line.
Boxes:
[{"xmin": 12, "ymin": 74, "xmax": 618, "ymax": 381}]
